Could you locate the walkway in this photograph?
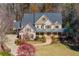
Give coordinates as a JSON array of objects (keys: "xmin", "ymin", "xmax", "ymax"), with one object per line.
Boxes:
[{"xmin": 34, "ymin": 35, "xmax": 52, "ymax": 46}]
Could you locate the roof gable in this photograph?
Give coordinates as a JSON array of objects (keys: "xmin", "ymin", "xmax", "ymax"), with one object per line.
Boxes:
[
  {"xmin": 21, "ymin": 23, "xmax": 35, "ymax": 32},
  {"xmin": 35, "ymin": 15, "xmax": 49, "ymax": 25},
  {"xmin": 44, "ymin": 19, "xmax": 52, "ymax": 25},
  {"xmin": 26, "ymin": 23, "xmax": 35, "ymax": 30}
]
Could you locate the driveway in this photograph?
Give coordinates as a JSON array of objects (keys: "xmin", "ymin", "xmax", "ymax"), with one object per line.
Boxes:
[{"xmin": 5, "ymin": 34, "xmax": 18, "ymax": 56}]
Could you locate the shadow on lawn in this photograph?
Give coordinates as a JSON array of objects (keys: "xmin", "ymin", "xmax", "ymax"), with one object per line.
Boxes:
[
  {"xmin": 68, "ymin": 45, "xmax": 79, "ymax": 51},
  {"xmin": 62, "ymin": 42, "xmax": 79, "ymax": 51}
]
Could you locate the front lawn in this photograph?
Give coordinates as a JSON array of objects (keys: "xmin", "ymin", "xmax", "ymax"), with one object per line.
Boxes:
[{"xmin": 26, "ymin": 41, "xmax": 79, "ymax": 56}]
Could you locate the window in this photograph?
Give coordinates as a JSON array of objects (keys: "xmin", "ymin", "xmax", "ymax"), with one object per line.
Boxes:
[
  {"xmin": 26, "ymin": 28, "xmax": 31, "ymax": 32},
  {"xmin": 46, "ymin": 25, "xmax": 51, "ymax": 29},
  {"xmin": 37, "ymin": 26, "xmax": 39, "ymax": 28},
  {"xmin": 42, "ymin": 17, "xmax": 46, "ymax": 21},
  {"xmin": 55, "ymin": 26, "xmax": 59, "ymax": 28}
]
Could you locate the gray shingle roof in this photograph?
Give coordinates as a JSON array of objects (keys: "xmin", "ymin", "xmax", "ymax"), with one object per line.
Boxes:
[
  {"xmin": 35, "ymin": 15, "xmax": 49, "ymax": 25},
  {"xmin": 36, "ymin": 28, "xmax": 64, "ymax": 32},
  {"xmin": 35, "ymin": 13, "xmax": 62, "ymax": 24},
  {"xmin": 14, "ymin": 13, "xmax": 62, "ymax": 29}
]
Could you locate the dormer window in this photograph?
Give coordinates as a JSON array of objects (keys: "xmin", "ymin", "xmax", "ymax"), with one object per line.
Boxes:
[
  {"xmin": 42, "ymin": 17, "xmax": 45, "ymax": 21},
  {"xmin": 37, "ymin": 26, "xmax": 39, "ymax": 28}
]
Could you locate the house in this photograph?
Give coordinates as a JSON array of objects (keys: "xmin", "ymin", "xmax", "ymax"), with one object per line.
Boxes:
[
  {"xmin": 15, "ymin": 13, "xmax": 63, "ymax": 40},
  {"xmin": 35, "ymin": 14, "xmax": 62, "ymax": 37}
]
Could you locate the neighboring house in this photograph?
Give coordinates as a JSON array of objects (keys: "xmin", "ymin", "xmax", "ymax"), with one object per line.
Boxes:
[
  {"xmin": 15, "ymin": 13, "xmax": 63, "ymax": 40},
  {"xmin": 19, "ymin": 23, "xmax": 36, "ymax": 40}
]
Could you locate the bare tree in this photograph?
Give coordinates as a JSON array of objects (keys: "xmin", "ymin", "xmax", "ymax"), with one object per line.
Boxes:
[
  {"xmin": 0, "ymin": 3, "xmax": 24, "ymax": 52},
  {"xmin": 0, "ymin": 4, "xmax": 12, "ymax": 52}
]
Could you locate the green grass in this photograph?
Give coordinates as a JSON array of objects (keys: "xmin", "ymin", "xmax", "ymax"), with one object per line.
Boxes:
[
  {"xmin": 27, "ymin": 40, "xmax": 43, "ymax": 44},
  {"xmin": 0, "ymin": 52, "xmax": 13, "ymax": 56},
  {"xmin": 27, "ymin": 41, "xmax": 79, "ymax": 56}
]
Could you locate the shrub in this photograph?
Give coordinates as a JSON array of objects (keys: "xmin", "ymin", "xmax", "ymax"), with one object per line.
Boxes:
[
  {"xmin": 51, "ymin": 36, "xmax": 54, "ymax": 43},
  {"xmin": 34, "ymin": 36, "xmax": 40, "ymax": 41},
  {"xmin": 35, "ymin": 35, "xmax": 46, "ymax": 42},
  {"xmin": 51, "ymin": 35, "xmax": 59, "ymax": 43},
  {"xmin": 16, "ymin": 43, "xmax": 36, "ymax": 56},
  {"xmin": 15, "ymin": 39, "xmax": 29, "ymax": 45},
  {"xmin": 15, "ymin": 39, "xmax": 21, "ymax": 45},
  {"xmin": 0, "ymin": 52, "xmax": 12, "ymax": 56},
  {"xmin": 41, "ymin": 35, "xmax": 46, "ymax": 42}
]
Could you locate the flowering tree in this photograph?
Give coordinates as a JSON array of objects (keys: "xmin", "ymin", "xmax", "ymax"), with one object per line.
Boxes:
[{"xmin": 17, "ymin": 41, "xmax": 36, "ymax": 56}]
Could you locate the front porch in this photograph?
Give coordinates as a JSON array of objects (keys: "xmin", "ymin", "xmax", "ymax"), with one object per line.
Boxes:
[
  {"xmin": 36, "ymin": 32, "xmax": 61, "ymax": 43},
  {"xmin": 36, "ymin": 32, "xmax": 61, "ymax": 36}
]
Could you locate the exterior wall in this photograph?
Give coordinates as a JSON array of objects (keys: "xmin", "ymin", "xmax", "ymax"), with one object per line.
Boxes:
[
  {"xmin": 58, "ymin": 25, "xmax": 62, "ymax": 29},
  {"xmin": 35, "ymin": 24, "xmax": 42, "ymax": 29},
  {"xmin": 29, "ymin": 32, "xmax": 36, "ymax": 40},
  {"xmin": 44, "ymin": 20, "xmax": 52, "ymax": 29},
  {"xmin": 44, "ymin": 24, "xmax": 62, "ymax": 29},
  {"xmin": 35, "ymin": 20, "xmax": 53, "ymax": 29},
  {"xmin": 51, "ymin": 25, "xmax": 54, "ymax": 29},
  {"xmin": 19, "ymin": 24, "xmax": 36, "ymax": 40},
  {"xmin": 35, "ymin": 23, "xmax": 62, "ymax": 29}
]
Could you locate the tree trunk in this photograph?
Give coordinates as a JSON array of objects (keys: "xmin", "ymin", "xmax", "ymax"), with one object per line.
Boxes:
[{"xmin": 0, "ymin": 42, "xmax": 11, "ymax": 52}]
